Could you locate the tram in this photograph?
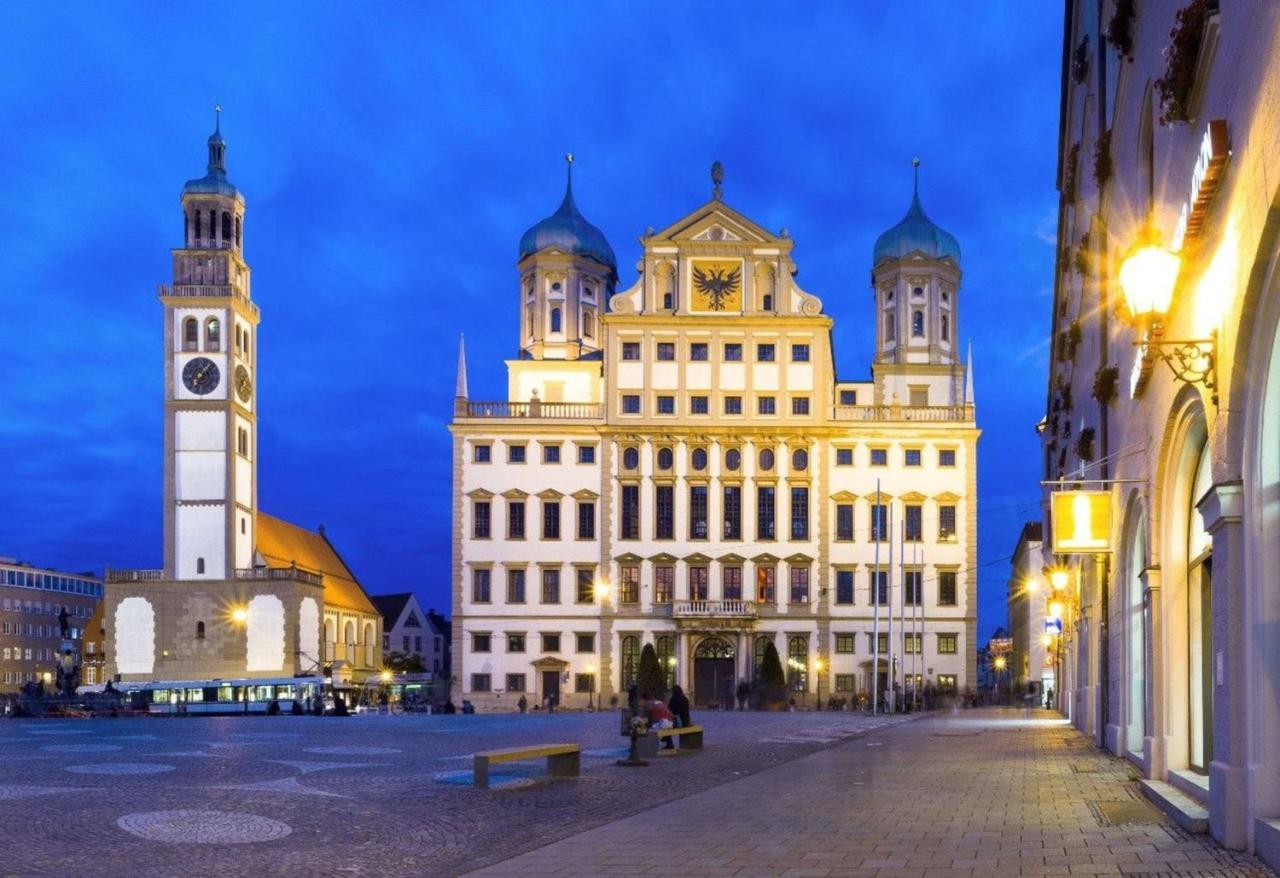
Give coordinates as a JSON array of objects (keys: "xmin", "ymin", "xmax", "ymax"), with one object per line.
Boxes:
[{"xmin": 82, "ymin": 676, "xmax": 328, "ymax": 715}]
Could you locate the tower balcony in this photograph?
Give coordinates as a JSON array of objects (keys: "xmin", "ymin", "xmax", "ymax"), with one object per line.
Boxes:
[
  {"xmin": 158, "ymin": 283, "xmax": 257, "ymax": 315},
  {"xmin": 673, "ymin": 600, "xmax": 757, "ymax": 620},
  {"xmin": 105, "ymin": 568, "xmax": 165, "ymax": 583},
  {"xmin": 455, "ymin": 400, "xmax": 604, "ymax": 421},
  {"xmin": 831, "ymin": 403, "xmax": 973, "ymax": 423}
]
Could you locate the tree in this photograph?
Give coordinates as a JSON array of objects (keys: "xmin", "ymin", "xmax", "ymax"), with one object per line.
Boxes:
[
  {"xmin": 636, "ymin": 643, "xmax": 665, "ymax": 698},
  {"xmin": 756, "ymin": 641, "xmax": 787, "ymax": 708}
]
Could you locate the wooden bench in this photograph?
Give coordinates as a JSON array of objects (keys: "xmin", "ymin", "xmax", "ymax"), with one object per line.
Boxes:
[
  {"xmin": 473, "ymin": 742, "xmax": 580, "ymax": 789},
  {"xmin": 653, "ymin": 724, "xmax": 704, "ymax": 751}
]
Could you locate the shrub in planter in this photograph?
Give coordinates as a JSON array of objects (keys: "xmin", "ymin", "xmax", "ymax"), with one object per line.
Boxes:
[
  {"xmin": 1154, "ymin": 0, "xmax": 1218, "ymax": 125},
  {"xmin": 756, "ymin": 640, "xmax": 787, "ymax": 709},
  {"xmin": 1076, "ymin": 427, "xmax": 1097, "ymax": 462},
  {"xmin": 1092, "ymin": 365, "xmax": 1120, "ymax": 405},
  {"xmin": 1093, "ymin": 129, "xmax": 1113, "ymax": 189},
  {"xmin": 1107, "ymin": 0, "xmax": 1136, "ymax": 61},
  {"xmin": 636, "ymin": 643, "xmax": 665, "ymax": 699},
  {"xmin": 1063, "ymin": 142, "xmax": 1080, "ymax": 202}
]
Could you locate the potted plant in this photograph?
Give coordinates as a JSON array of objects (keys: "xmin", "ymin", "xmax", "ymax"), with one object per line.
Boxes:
[
  {"xmin": 1154, "ymin": 0, "xmax": 1219, "ymax": 125},
  {"xmin": 757, "ymin": 641, "xmax": 788, "ymax": 710}
]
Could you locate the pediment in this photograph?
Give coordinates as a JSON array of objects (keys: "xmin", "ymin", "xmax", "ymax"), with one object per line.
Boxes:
[
  {"xmin": 830, "ymin": 491, "xmax": 859, "ymax": 503},
  {"xmin": 934, "ymin": 491, "xmax": 961, "ymax": 502},
  {"xmin": 537, "ymin": 488, "xmax": 564, "ymax": 500},
  {"xmin": 683, "ymin": 552, "xmax": 713, "ymax": 564},
  {"xmin": 718, "ymin": 553, "xmax": 747, "ymax": 564},
  {"xmin": 650, "ymin": 200, "xmax": 777, "ymax": 245},
  {"xmin": 571, "ymin": 489, "xmax": 600, "ymax": 501},
  {"xmin": 466, "ymin": 488, "xmax": 494, "ymax": 500},
  {"xmin": 502, "ymin": 488, "xmax": 529, "ymax": 499},
  {"xmin": 648, "ymin": 552, "xmax": 679, "ymax": 563},
  {"xmin": 900, "ymin": 491, "xmax": 928, "ymax": 503},
  {"xmin": 615, "ymin": 552, "xmax": 644, "ymax": 563}
]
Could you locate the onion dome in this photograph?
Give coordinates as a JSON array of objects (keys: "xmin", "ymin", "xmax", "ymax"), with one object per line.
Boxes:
[
  {"xmin": 518, "ymin": 155, "xmax": 616, "ymax": 275},
  {"xmin": 873, "ymin": 160, "xmax": 959, "ymax": 266},
  {"xmin": 183, "ymin": 107, "xmax": 242, "ymax": 201}
]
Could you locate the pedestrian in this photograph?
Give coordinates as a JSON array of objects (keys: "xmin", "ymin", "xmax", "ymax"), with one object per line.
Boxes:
[
  {"xmin": 627, "ymin": 683, "xmax": 639, "ymax": 718},
  {"xmin": 668, "ymin": 684, "xmax": 691, "ymax": 728},
  {"xmin": 518, "ymin": 694, "xmax": 528, "ymax": 714}
]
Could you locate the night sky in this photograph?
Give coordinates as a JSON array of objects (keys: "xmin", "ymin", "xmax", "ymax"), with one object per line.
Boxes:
[{"xmin": 0, "ymin": 4, "xmax": 1060, "ymax": 640}]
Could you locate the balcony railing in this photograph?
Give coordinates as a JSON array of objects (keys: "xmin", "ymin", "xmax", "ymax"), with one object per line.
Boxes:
[
  {"xmin": 673, "ymin": 600, "xmax": 757, "ymax": 619},
  {"xmin": 831, "ymin": 404, "xmax": 973, "ymax": 422},
  {"xmin": 458, "ymin": 400, "xmax": 604, "ymax": 420},
  {"xmin": 105, "ymin": 569, "xmax": 165, "ymax": 583},
  {"xmin": 235, "ymin": 565, "xmax": 324, "ymax": 587},
  {"xmin": 158, "ymin": 283, "xmax": 255, "ymax": 309}
]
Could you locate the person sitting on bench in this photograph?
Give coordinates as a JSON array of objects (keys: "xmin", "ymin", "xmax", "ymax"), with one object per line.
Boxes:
[{"xmin": 648, "ymin": 697, "xmax": 675, "ymax": 748}]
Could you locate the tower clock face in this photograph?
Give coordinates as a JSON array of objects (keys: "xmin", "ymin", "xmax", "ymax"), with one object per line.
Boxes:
[
  {"xmin": 182, "ymin": 357, "xmax": 220, "ymax": 395},
  {"xmin": 234, "ymin": 365, "xmax": 253, "ymax": 402}
]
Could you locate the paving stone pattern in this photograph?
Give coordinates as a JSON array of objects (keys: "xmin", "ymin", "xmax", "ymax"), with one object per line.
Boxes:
[{"xmin": 470, "ymin": 709, "xmax": 1276, "ymax": 878}]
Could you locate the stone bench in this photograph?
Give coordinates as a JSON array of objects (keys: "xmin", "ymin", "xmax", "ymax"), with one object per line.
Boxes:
[
  {"xmin": 653, "ymin": 724, "xmax": 703, "ymax": 752},
  {"xmin": 473, "ymin": 742, "xmax": 580, "ymax": 789}
]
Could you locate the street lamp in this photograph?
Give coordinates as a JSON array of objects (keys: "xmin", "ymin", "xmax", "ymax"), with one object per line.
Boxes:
[
  {"xmin": 228, "ymin": 606, "xmax": 249, "ymax": 714},
  {"xmin": 1049, "ymin": 568, "xmax": 1069, "ymax": 591},
  {"xmin": 814, "ymin": 657, "xmax": 826, "ymax": 711}
]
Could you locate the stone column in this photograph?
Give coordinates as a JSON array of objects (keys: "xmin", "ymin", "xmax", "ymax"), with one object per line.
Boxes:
[{"xmin": 1143, "ymin": 566, "xmax": 1166, "ymax": 780}]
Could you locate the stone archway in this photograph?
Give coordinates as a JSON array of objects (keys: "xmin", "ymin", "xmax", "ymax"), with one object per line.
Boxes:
[{"xmin": 693, "ymin": 636, "xmax": 736, "ymax": 707}]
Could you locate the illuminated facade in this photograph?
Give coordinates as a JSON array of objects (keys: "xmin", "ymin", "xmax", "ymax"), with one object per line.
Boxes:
[
  {"xmin": 451, "ymin": 161, "xmax": 979, "ymax": 711},
  {"xmin": 1044, "ymin": 0, "xmax": 1280, "ymax": 860}
]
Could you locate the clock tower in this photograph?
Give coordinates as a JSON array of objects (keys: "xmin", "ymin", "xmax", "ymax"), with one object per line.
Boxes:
[{"xmin": 161, "ymin": 111, "xmax": 259, "ymax": 581}]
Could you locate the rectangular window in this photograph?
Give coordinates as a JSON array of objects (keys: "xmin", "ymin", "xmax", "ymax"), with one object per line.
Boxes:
[
  {"xmin": 575, "ymin": 567, "xmax": 594, "ymax": 604},
  {"xmin": 507, "ymin": 633, "xmax": 526, "ymax": 653},
  {"xmin": 938, "ymin": 674, "xmax": 957, "ymax": 691},
  {"xmin": 574, "ymin": 673, "xmax": 596, "ymax": 694},
  {"xmin": 690, "ymin": 342, "xmax": 709, "ymax": 361},
  {"xmin": 690, "ymin": 396, "xmax": 709, "ymax": 414},
  {"xmin": 656, "ymin": 342, "xmax": 676, "ymax": 361},
  {"xmin": 839, "ymin": 389, "xmax": 857, "ymax": 405},
  {"xmin": 542, "ymin": 633, "xmax": 561, "ymax": 652},
  {"xmin": 904, "ymin": 570, "xmax": 922, "ymax": 605},
  {"xmin": 506, "ymin": 673, "xmax": 527, "ymax": 692},
  {"xmin": 903, "ymin": 633, "xmax": 923, "ymax": 654},
  {"xmin": 576, "ymin": 633, "xmax": 595, "ymax": 653},
  {"xmin": 506, "ymin": 568, "xmax": 526, "ymax": 604},
  {"xmin": 871, "ymin": 570, "xmax": 888, "ymax": 605},
  {"xmin": 791, "ymin": 343, "xmax": 810, "ymax": 362},
  {"xmin": 904, "ymin": 448, "xmax": 922, "ymax": 467},
  {"xmin": 472, "ymin": 501, "xmax": 491, "ymax": 539},
  {"xmin": 508, "ymin": 444, "xmax": 526, "ymax": 464},
  {"xmin": 836, "ymin": 504, "xmax": 854, "ymax": 541},
  {"xmin": 723, "ymin": 567, "xmax": 742, "ymax": 600},
  {"xmin": 938, "ymin": 571, "xmax": 958, "ymax": 606},
  {"xmin": 835, "ymin": 448, "xmax": 853, "ymax": 466},
  {"xmin": 724, "ymin": 342, "xmax": 743, "ymax": 361},
  {"xmin": 621, "ymin": 485, "xmax": 640, "ymax": 539},
  {"xmin": 541, "ymin": 568, "xmax": 561, "ymax": 604},
  {"xmin": 871, "ymin": 504, "xmax": 888, "ymax": 542},
  {"xmin": 473, "ymin": 444, "xmax": 491, "ymax": 463},
  {"xmin": 905, "ymin": 505, "xmax": 922, "ymax": 541},
  {"xmin": 939, "ymin": 448, "xmax": 957, "ymax": 467},
  {"xmin": 835, "ymin": 674, "xmax": 856, "ymax": 693},
  {"xmin": 723, "ymin": 486, "xmax": 742, "ymax": 540},
  {"xmin": 790, "ymin": 487, "xmax": 809, "ymax": 540},
  {"xmin": 655, "ymin": 485, "xmax": 674, "ymax": 540},
  {"xmin": 542, "ymin": 500, "xmax": 561, "ymax": 540},
  {"xmin": 835, "ymin": 569, "xmax": 855, "ymax": 605},
  {"xmin": 622, "ymin": 394, "xmax": 641, "ymax": 414},
  {"xmin": 724, "ymin": 396, "xmax": 743, "ymax": 415},
  {"xmin": 689, "ymin": 486, "xmax": 709, "ymax": 540},
  {"xmin": 939, "ymin": 505, "xmax": 956, "ymax": 541},
  {"xmin": 657, "ymin": 395, "xmax": 675, "ymax": 415},
  {"xmin": 471, "ymin": 569, "xmax": 491, "ymax": 603},
  {"xmin": 471, "ymin": 673, "xmax": 491, "ymax": 692},
  {"xmin": 620, "ymin": 565, "xmax": 640, "ymax": 604},
  {"xmin": 622, "ymin": 341, "xmax": 641, "ymax": 360},
  {"xmin": 472, "ymin": 633, "xmax": 491, "ymax": 653},
  {"xmin": 835, "ymin": 633, "xmax": 855, "ymax": 654},
  {"xmin": 789, "ymin": 567, "xmax": 809, "ymax": 603},
  {"xmin": 757, "ymin": 566, "xmax": 776, "ymax": 603},
  {"xmin": 870, "ymin": 448, "xmax": 888, "ymax": 466},
  {"xmin": 508, "ymin": 501, "xmax": 526, "ymax": 539},
  {"xmin": 543, "ymin": 445, "xmax": 561, "ymax": 464},
  {"xmin": 937, "ymin": 633, "xmax": 958, "ymax": 654},
  {"xmin": 689, "ymin": 566, "xmax": 709, "ymax": 601},
  {"xmin": 757, "ymin": 486, "xmax": 776, "ymax": 539},
  {"xmin": 577, "ymin": 501, "xmax": 595, "ymax": 539},
  {"xmin": 578, "ymin": 444, "xmax": 597, "ymax": 464},
  {"xmin": 654, "ymin": 565, "xmax": 674, "ymax": 603},
  {"xmin": 869, "ymin": 632, "xmax": 889, "ymax": 653},
  {"xmin": 791, "ymin": 397, "xmax": 810, "ymax": 416},
  {"xmin": 758, "ymin": 396, "xmax": 776, "ymax": 415},
  {"xmin": 756, "ymin": 343, "xmax": 775, "ymax": 362}
]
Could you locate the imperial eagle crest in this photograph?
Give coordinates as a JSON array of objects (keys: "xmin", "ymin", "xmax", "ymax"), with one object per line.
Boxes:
[{"xmin": 692, "ymin": 263, "xmax": 742, "ymax": 311}]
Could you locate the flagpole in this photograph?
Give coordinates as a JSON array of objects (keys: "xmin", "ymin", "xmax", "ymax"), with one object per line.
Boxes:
[
  {"xmin": 898, "ymin": 514, "xmax": 906, "ymax": 713},
  {"xmin": 887, "ymin": 511, "xmax": 895, "ymax": 713},
  {"xmin": 872, "ymin": 480, "xmax": 881, "ymax": 715},
  {"xmin": 913, "ymin": 537, "xmax": 921, "ymax": 711}
]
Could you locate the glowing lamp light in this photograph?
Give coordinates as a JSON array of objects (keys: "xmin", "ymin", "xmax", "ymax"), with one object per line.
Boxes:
[
  {"xmin": 593, "ymin": 579, "xmax": 611, "ymax": 600},
  {"xmin": 1119, "ymin": 243, "xmax": 1181, "ymax": 323},
  {"xmin": 230, "ymin": 607, "xmax": 248, "ymax": 624},
  {"xmin": 1050, "ymin": 569, "xmax": 1069, "ymax": 591},
  {"xmin": 380, "ymin": 670, "xmax": 393, "ymax": 683},
  {"xmin": 993, "ymin": 656, "xmax": 1007, "ymax": 671},
  {"xmin": 665, "ymin": 656, "xmax": 676, "ymax": 668},
  {"xmin": 1041, "ymin": 633, "xmax": 1053, "ymax": 647},
  {"xmin": 1048, "ymin": 601, "xmax": 1065, "ymax": 620},
  {"xmin": 814, "ymin": 658, "xmax": 826, "ymax": 673},
  {"xmin": 1024, "ymin": 578, "xmax": 1041, "ymax": 594}
]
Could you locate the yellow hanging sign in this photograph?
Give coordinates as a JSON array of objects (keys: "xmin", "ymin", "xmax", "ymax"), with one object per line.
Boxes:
[{"xmin": 1050, "ymin": 490, "xmax": 1112, "ymax": 554}]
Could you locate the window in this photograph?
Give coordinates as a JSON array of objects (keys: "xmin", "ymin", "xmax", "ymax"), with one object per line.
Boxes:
[
  {"xmin": 939, "ymin": 505, "xmax": 956, "ymax": 541},
  {"xmin": 508, "ymin": 444, "xmax": 526, "ymax": 464},
  {"xmin": 939, "ymin": 448, "xmax": 956, "ymax": 467},
  {"xmin": 724, "ymin": 343, "xmax": 743, "ymax": 361},
  {"xmin": 221, "ymin": 211, "xmax": 232, "ymax": 242},
  {"xmin": 910, "ymin": 386, "xmax": 929, "ymax": 406},
  {"xmin": 836, "ymin": 504, "xmax": 854, "ymax": 541},
  {"xmin": 507, "ymin": 501, "xmax": 526, "ymax": 539},
  {"xmin": 790, "ymin": 566, "xmax": 809, "ymax": 603},
  {"xmin": 791, "ymin": 343, "xmax": 810, "ymax": 362},
  {"xmin": 791, "ymin": 397, "xmax": 810, "ymax": 416},
  {"xmin": 662, "ymin": 291, "xmax": 674, "ymax": 310},
  {"xmin": 620, "ymin": 565, "xmax": 640, "ymax": 604},
  {"xmin": 762, "ymin": 293, "xmax": 773, "ymax": 310},
  {"xmin": 938, "ymin": 674, "xmax": 957, "ymax": 692},
  {"xmin": 541, "ymin": 568, "xmax": 560, "ymax": 604},
  {"xmin": 582, "ymin": 309, "xmax": 596, "ymax": 339},
  {"xmin": 654, "ymin": 566, "xmax": 674, "ymax": 603},
  {"xmin": 912, "ymin": 310, "xmax": 924, "ymax": 337},
  {"xmin": 724, "ymin": 396, "xmax": 743, "ymax": 415},
  {"xmin": 689, "ymin": 567, "xmax": 709, "ymax": 601},
  {"xmin": 870, "ymin": 448, "xmax": 888, "ymax": 466},
  {"xmin": 689, "ymin": 486, "xmax": 709, "ymax": 539},
  {"xmin": 472, "ymin": 501, "xmax": 491, "ymax": 539},
  {"xmin": 904, "ymin": 449, "xmax": 922, "ymax": 467},
  {"xmin": 542, "ymin": 633, "xmax": 561, "ymax": 652},
  {"xmin": 835, "ymin": 633, "xmax": 855, "ymax": 654},
  {"xmin": 759, "ymin": 448, "xmax": 775, "ymax": 471},
  {"xmin": 577, "ymin": 501, "xmax": 595, "ymax": 539},
  {"xmin": 937, "ymin": 633, "xmax": 958, "ymax": 655},
  {"xmin": 574, "ymin": 673, "xmax": 596, "ymax": 694},
  {"xmin": 621, "ymin": 636, "xmax": 639, "ymax": 688},
  {"xmin": 903, "ymin": 633, "xmax": 922, "ymax": 654},
  {"xmin": 941, "ymin": 314, "xmax": 950, "ymax": 341},
  {"xmin": 869, "ymin": 632, "xmax": 889, "ymax": 653},
  {"xmin": 550, "ymin": 308, "xmax": 562, "ymax": 332},
  {"xmin": 575, "ymin": 568, "xmax": 594, "ymax": 604},
  {"xmin": 938, "ymin": 571, "xmax": 957, "ymax": 606},
  {"xmin": 657, "ymin": 395, "xmax": 675, "ymax": 415},
  {"xmin": 578, "ymin": 445, "xmax": 597, "ymax": 464},
  {"xmin": 835, "ymin": 674, "xmax": 856, "ymax": 693},
  {"xmin": 621, "ymin": 485, "xmax": 640, "ymax": 539},
  {"xmin": 237, "ymin": 428, "xmax": 249, "ymax": 456},
  {"xmin": 839, "ymin": 389, "xmax": 857, "ymax": 406},
  {"xmin": 655, "ymin": 485, "xmax": 674, "ymax": 539},
  {"xmin": 904, "ymin": 570, "xmax": 922, "ymax": 605},
  {"xmin": 912, "ymin": 286, "xmax": 924, "ymax": 298},
  {"xmin": 835, "ymin": 448, "xmax": 853, "ymax": 467},
  {"xmin": 576, "ymin": 633, "xmax": 595, "ymax": 653},
  {"xmin": 472, "ymin": 444, "xmax": 491, "ymax": 463},
  {"xmin": 905, "ymin": 505, "xmax": 922, "ymax": 541},
  {"xmin": 543, "ymin": 445, "xmax": 561, "ymax": 464},
  {"xmin": 196, "ymin": 557, "xmax": 205, "ymax": 575},
  {"xmin": 656, "ymin": 342, "xmax": 675, "ymax": 361},
  {"xmin": 835, "ymin": 569, "xmax": 855, "ymax": 605},
  {"xmin": 506, "ymin": 673, "xmax": 527, "ymax": 692},
  {"xmin": 690, "ymin": 396, "xmax": 709, "ymax": 414},
  {"xmin": 205, "ymin": 318, "xmax": 220, "ymax": 351},
  {"xmin": 507, "ymin": 568, "xmax": 526, "ymax": 604},
  {"xmin": 790, "ymin": 487, "xmax": 809, "ymax": 540},
  {"xmin": 871, "ymin": 570, "xmax": 888, "ymax": 605},
  {"xmin": 196, "ymin": 621, "xmax": 205, "ymax": 640},
  {"xmin": 622, "ymin": 395, "xmax": 641, "ymax": 414},
  {"xmin": 690, "ymin": 342, "xmax": 709, "ymax": 361},
  {"xmin": 885, "ymin": 312, "xmax": 896, "ymax": 341},
  {"xmin": 690, "ymin": 448, "xmax": 708, "ymax": 471},
  {"xmin": 655, "ymin": 447, "xmax": 673, "ymax": 470},
  {"xmin": 758, "ymin": 396, "xmax": 776, "ymax": 415},
  {"xmin": 623, "ymin": 447, "xmax": 640, "ymax": 470},
  {"xmin": 471, "ymin": 673, "xmax": 492, "ymax": 692},
  {"xmin": 788, "ymin": 637, "xmax": 808, "ymax": 691},
  {"xmin": 756, "ymin": 343, "xmax": 775, "ymax": 362},
  {"xmin": 507, "ymin": 633, "xmax": 526, "ymax": 653},
  {"xmin": 792, "ymin": 449, "xmax": 808, "ymax": 472},
  {"xmin": 542, "ymin": 500, "xmax": 561, "ymax": 540},
  {"xmin": 622, "ymin": 342, "xmax": 641, "ymax": 360},
  {"xmin": 723, "ymin": 567, "xmax": 742, "ymax": 600},
  {"xmin": 871, "ymin": 504, "xmax": 888, "ymax": 542},
  {"xmin": 723, "ymin": 486, "xmax": 742, "ymax": 540},
  {"xmin": 472, "ymin": 569, "xmax": 491, "ymax": 603},
  {"xmin": 757, "ymin": 486, "xmax": 776, "ymax": 539},
  {"xmin": 472, "ymin": 633, "xmax": 491, "ymax": 653},
  {"xmin": 724, "ymin": 448, "xmax": 741, "ymax": 472}
]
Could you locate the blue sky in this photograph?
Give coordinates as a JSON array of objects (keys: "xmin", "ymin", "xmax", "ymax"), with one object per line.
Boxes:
[{"xmin": 0, "ymin": 4, "xmax": 1059, "ymax": 639}]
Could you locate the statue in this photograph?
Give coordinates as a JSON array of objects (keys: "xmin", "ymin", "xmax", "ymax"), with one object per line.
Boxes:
[
  {"xmin": 58, "ymin": 606, "xmax": 69, "ymax": 639},
  {"xmin": 710, "ymin": 160, "xmax": 724, "ymax": 200}
]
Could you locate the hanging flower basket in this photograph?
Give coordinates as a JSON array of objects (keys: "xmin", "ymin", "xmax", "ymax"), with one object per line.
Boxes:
[
  {"xmin": 1107, "ymin": 0, "xmax": 1136, "ymax": 61},
  {"xmin": 1154, "ymin": 0, "xmax": 1219, "ymax": 125},
  {"xmin": 1093, "ymin": 129, "xmax": 1113, "ymax": 189},
  {"xmin": 1075, "ymin": 427, "xmax": 1096, "ymax": 462},
  {"xmin": 1092, "ymin": 365, "xmax": 1120, "ymax": 405}
]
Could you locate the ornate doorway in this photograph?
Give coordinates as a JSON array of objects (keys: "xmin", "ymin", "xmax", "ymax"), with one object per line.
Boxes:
[{"xmin": 693, "ymin": 636, "xmax": 735, "ymax": 707}]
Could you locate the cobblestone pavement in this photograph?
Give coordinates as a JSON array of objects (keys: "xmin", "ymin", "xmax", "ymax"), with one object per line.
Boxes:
[
  {"xmin": 469, "ymin": 709, "xmax": 1276, "ymax": 878},
  {"xmin": 0, "ymin": 708, "xmax": 911, "ymax": 877}
]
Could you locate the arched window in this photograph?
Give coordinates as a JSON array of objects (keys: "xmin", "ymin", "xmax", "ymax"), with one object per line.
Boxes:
[
  {"xmin": 792, "ymin": 449, "xmax": 808, "ymax": 472},
  {"xmin": 183, "ymin": 317, "xmax": 198, "ymax": 351},
  {"xmin": 663, "ymin": 291, "xmax": 674, "ymax": 310},
  {"xmin": 657, "ymin": 448, "xmax": 673, "ymax": 471},
  {"xmin": 550, "ymin": 307, "xmax": 562, "ymax": 333},
  {"xmin": 221, "ymin": 212, "xmax": 232, "ymax": 244},
  {"xmin": 755, "ymin": 635, "xmax": 774, "ymax": 674},
  {"xmin": 691, "ymin": 448, "xmax": 708, "ymax": 471},
  {"xmin": 184, "ymin": 213, "xmax": 191, "ymax": 246},
  {"xmin": 621, "ymin": 636, "xmax": 639, "ymax": 688},
  {"xmin": 243, "ymin": 333, "xmax": 250, "ymax": 359},
  {"xmin": 194, "ymin": 210, "xmax": 202, "ymax": 242},
  {"xmin": 788, "ymin": 636, "xmax": 808, "ymax": 692},
  {"xmin": 206, "ymin": 318, "xmax": 221, "ymax": 352},
  {"xmin": 196, "ymin": 557, "xmax": 205, "ymax": 575},
  {"xmin": 941, "ymin": 314, "xmax": 950, "ymax": 342},
  {"xmin": 912, "ymin": 310, "xmax": 925, "ymax": 337},
  {"xmin": 235, "ymin": 325, "xmax": 242, "ymax": 352},
  {"xmin": 196, "ymin": 621, "xmax": 205, "ymax": 640},
  {"xmin": 655, "ymin": 635, "xmax": 675, "ymax": 691},
  {"xmin": 885, "ymin": 312, "xmax": 896, "ymax": 341},
  {"xmin": 235, "ymin": 216, "xmax": 242, "ymax": 248},
  {"xmin": 582, "ymin": 309, "xmax": 595, "ymax": 339}
]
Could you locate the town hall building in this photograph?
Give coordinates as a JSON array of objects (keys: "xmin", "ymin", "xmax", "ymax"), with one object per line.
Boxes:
[{"xmin": 451, "ymin": 159, "xmax": 979, "ymax": 710}]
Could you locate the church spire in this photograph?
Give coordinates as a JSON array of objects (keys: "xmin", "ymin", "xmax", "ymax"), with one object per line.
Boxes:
[{"xmin": 207, "ymin": 104, "xmax": 227, "ymax": 176}]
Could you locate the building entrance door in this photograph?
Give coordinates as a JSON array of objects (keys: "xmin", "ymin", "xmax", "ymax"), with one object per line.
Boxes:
[
  {"xmin": 693, "ymin": 636, "xmax": 735, "ymax": 707},
  {"xmin": 542, "ymin": 670, "xmax": 560, "ymax": 709}
]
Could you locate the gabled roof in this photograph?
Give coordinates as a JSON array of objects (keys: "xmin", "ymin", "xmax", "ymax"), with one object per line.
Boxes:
[
  {"xmin": 648, "ymin": 198, "xmax": 780, "ymax": 245},
  {"xmin": 256, "ymin": 513, "xmax": 378, "ymax": 616},
  {"xmin": 371, "ymin": 592, "xmax": 414, "ymax": 630}
]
